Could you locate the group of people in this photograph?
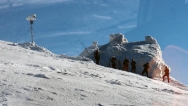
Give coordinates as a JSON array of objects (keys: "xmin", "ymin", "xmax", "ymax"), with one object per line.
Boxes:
[
  {"xmin": 94, "ymin": 49, "xmax": 170, "ymax": 83},
  {"xmin": 110, "ymin": 56, "xmax": 136, "ymax": 73}
]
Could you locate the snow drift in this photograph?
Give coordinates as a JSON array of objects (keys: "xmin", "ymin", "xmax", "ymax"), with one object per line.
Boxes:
[{"xmin": 80, "ymin": 33, "xmax": 168, "ymax": 78}]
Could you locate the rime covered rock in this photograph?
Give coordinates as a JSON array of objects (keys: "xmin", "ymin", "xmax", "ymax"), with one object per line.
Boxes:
[
  {"xmin": 18, "ymin": 42, "xmax": 54, "ymax": 55},
  {"xmin": 92, "ymin": 41, "xmax": 98, "ymax": 46},
  {"xmin": 145, "ymin": 36, "xmax": 157, "ymax": 43},
  {"xmin": 80, "ymin": 34, "xmax": 169, "ymax": 78},
  {"xmin": 80, "ymin": 42, "xmax": 99, "ymax": 57},
  {"xmin": 109, "ymin": 33, "xmax": 128, "ymax": 43}
]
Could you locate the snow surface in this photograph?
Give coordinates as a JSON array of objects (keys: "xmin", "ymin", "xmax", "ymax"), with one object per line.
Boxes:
[{"xmin": 0, "ymin": 40, "xmax": 188, "ymax": 106}]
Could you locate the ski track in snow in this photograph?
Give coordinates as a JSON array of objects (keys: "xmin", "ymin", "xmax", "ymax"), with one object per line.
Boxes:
[{"xmin": 0, "ymin": 41, "xmax": 188, "ymax": 105}]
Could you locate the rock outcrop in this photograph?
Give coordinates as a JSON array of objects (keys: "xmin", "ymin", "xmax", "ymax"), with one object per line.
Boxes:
[{"xmin": 80, "ymin": 33, "xmax": 169, "ymax": 78}]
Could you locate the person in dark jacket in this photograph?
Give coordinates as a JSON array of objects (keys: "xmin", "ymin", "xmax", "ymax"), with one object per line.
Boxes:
[
  {"xmin": 163, "ymin": 66, "xmax": 170, "ymax": 83},
  {"xmin": 131, "ymin": 59, "xmax": 136, "ymax": 73},
  {"xmin": 118, "ymin": 60, "xmax": 122, "ymax": 70},
  {"xmin": 142, "ymin": 62, "xmax": 150, "ymax": 77},
  {"xmin": 111, "ymin": 56, "xmax": 117, "ymax": 69},
  {"xmin": 123, "ymin": 57, "xmax": 129, "ymax": 71},
  {"xmin": 94, "ymin": 49, "xmax": 100, "ymax": 65}
]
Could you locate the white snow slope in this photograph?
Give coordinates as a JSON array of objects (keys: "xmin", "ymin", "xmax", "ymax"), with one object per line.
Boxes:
[{"xmin": 0, "ymin": 40, "xmax": 188, "ymax": 106}]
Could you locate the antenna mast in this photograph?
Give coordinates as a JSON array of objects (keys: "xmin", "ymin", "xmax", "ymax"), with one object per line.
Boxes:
[
  {"xmin": 26, "ymin": 14, "xmax": 36, "ymax": 44},
  {"xmin": 30, "ymin": 20, "xmax": 34, "ymax": 43}
]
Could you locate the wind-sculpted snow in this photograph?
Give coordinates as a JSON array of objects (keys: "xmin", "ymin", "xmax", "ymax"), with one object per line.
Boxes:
[
  {"xmin": 80, "ymin": 34, "xmax": 168, "ymax": 78},
  {"xmin": 0, "ymin": 40, "xmax": 188, "ymax": 106},
  {"xmin": 18, "ymin": 42, "xmax": 54, "ymax": 55},
  {"xmin": 10, "ymin": 42, "xmax": 92, "ymax": 62},
  {"xmin": 58, "ymin": 54, "xmax": 92, "ymax": 62}
]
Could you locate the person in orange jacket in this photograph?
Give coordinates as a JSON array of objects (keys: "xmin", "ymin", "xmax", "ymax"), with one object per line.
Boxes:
[
  {"xmin": 163, "ymin": 66, "xmax": 170, "ymax": 83},
  {"xmin": 123, "ymin": 57, "xmax": 129, "ymax": 71}
]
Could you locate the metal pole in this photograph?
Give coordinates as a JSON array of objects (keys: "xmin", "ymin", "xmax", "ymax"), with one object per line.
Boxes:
[{"xmin": 30, "ymin": 23, "xmax": 34, "ymax": 44}]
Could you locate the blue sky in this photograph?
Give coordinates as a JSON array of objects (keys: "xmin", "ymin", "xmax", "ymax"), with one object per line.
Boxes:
[
  {"xmin": 0, "ymin": 0, "xmax": 139, "ymax": 55},
  {"xmin": 1, "ymin": 0, "xmax": 188, "ymax": 85}
]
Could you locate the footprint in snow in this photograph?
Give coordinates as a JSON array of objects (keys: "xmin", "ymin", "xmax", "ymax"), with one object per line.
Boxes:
[
  {"xmin": 1, "ymin": 91, "xmax": 12, "ymax": 96},
  {"xmin": 2, "ymin": 104, "xmax": 9, "ymax": 106},
  {"xmin": 26, "ymin": 64, "xmax": 41, "ymax": 69},
  {"xmin": 49, "ymin": 67, "xmax": 56, "ymax": 71},
  {"xmin": 46, "ymin": 96, "xmax": 54, "ymax": 101},
  {"xmin": 57, "ymin": 71, "xmax": 73, "ymax": 76},
  {"xmin": 152, "ymin": 88, "xmax": 161, "ymax": 91},
  {"xmin": 26, "ymin": 73, "xmax": 34, "ymax": 76},
  {"xmin": 98, "ymin": 103, "xmax": 104, "ymax": 106},
  {"xmin": 15, "ymin": 91, "xmax": 22, "ymax": 93},
  {"xmin": 106, "ymin": 79, "xmax": 122, "ymax": 85},
  {"xmin": 51, "ymin": 92, "xmax": 57, "ymax": 95},
  {"xmin": 23, "ymin": 87, "xmax": 31, "ymax": 92},
  {"xmin": 33, "ymin": 87, "xmax": 43, "ymax": 91},
  {"xmin": 0, "ymin": 97, "xmax": 8, "ymax": 102},
  {"xmin": 161, "ymin": 89, "xmax": 182, "ymax": 95},
  {"xmin": 80, "ymin": 94, "xmax": 87, "ymax": 97},
  {"xmin": 34, "ymin": 74, "xmax": 50, "ymax": 79},
  {"xmin": 75, "ymin": 88, "xmax": 84, "ymax": 92},
  {"xmin": 152, "ymin": 88, "xmax": 182, "ymax": 94},
  {"xmin": 14, "ymin": 72, "xmax": 20, "ymax": 74},
  {"xmin": 1, "ymin": 70, "xmax": 5, "ymax": 72},
  {"xmin": 26, "ymin": 97, "xmax": 34, "ymax": 101}
]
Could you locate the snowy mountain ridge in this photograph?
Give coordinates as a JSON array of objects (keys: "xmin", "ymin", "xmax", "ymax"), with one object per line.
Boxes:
[
  {"xmin": 12, "ymin": 42, "xmax": 92, "ymax": 62},
  {"xmin": 0, "ymin": 40, "xmax": 188, "ymax": 106}
]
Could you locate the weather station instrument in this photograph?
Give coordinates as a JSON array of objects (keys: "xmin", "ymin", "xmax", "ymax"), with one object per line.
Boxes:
[{"xmin": 26, "ymin": 14, "xmax": 36, "ymax": 44}]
